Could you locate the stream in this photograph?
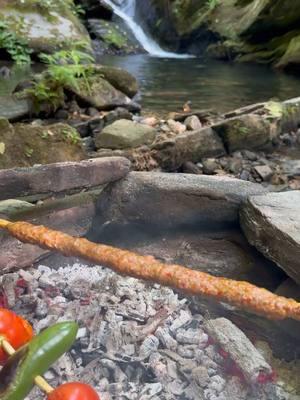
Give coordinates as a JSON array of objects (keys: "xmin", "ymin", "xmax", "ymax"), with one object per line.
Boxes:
[{"xmin": 100, "ymin": 54, "xmax": 300, "ymax": 114}]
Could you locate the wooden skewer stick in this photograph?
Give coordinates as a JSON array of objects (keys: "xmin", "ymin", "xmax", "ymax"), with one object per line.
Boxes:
[
  {"xmin": 1, "ymin": 219, "xmax": 300, "ymax": 321},
  {"xmin": 0, "ymin": 337, "xmax": 54, "ymax": 394}
]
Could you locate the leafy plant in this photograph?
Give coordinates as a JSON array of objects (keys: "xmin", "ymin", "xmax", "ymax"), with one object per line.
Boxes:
[
  {"xmin": 206, "ymin": 0, "xmax": 219, "ymax": 10},
  {"xmin": 62, "ymin": 127, "xmax": 81, "ymax": 145},
  {"xmin": 26, "ymin": 45, "xmax": 95, "ymax": 113},
  {"xmin": 0, "ymin": 20, "xmax": 32, "ymax": 64}
]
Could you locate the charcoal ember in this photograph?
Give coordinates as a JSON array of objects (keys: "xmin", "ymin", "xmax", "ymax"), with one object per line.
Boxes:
[
  {"xmin": 122, "ymin": 344, "xmax": 136, "ymax": 356},
  {"xmin": 167, "ymin": 380, "xmax": 187, "ymax": 396},
  {"xmin": 35, "ymin": 297, "xmax": 49, "ymax": 318},
  {"xmin": 101, "ymin": 359, "xmax": 127, "ymax": 382},
  {"xmin": 192, "ymin": 366, "xmax": 210, "ymax": 388},
  {"xmin": 203, "ymin": 318, "xmax": 272, "ymax": 384},
  {"xmin": 140, "ymin": 383, "xmax": 163, "ymax": 399},
  {"xmin": 177, "ymin": 345, "xmax": 195, "ymax": 359},
  {"xmin": 176, "ymin": 328, "xmax": 208, "ymax": 346},
  {"xmin": 169, "ymin": 310, "xmax": 191, "ymax": 334},
  {"xmin": 139, "ymin": 335, "xmax": 159, "ymax": 359},
  {"xmin": 155, "ymin": 327, "xmax": 177, "ymax": 350}
]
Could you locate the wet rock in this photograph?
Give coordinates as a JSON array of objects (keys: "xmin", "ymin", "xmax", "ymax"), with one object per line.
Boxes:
[
  {"xmin": 54, "ymin": 109, "xmax": 69, "ymax": 120},
  {"xmin": 95, "ymin": 119, "xmax": 156, "ymax": 149},
  {"xmin": 240, "ymin": 191, "xmax": 300, "ymax": 283},
  {"xmin": 213, "ymin": 114, "xmax": 279, "ymax": 153},
  {"xmin": 0, "ymin": 96, "xmax": 31, "ymax": 121},
  {"xmin": 184, "ymin": 115, "xmax": 202, "ymax": 131},
  {"xmin": 93, "ymin": 65, "xmax": 139, "ymax": 98}
]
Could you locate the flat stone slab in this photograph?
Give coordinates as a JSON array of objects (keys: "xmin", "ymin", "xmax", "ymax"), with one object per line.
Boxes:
[
  {"xmin": 0, "ymin": 157, "xmax": 130, "ymax": 200},
  {"xmin": 91, "ymin": 172, "xmax": 267, "ymax": 231},
  {"xmin": 240, "ymin": 191, "xmax": 300, "ymax": 284}
]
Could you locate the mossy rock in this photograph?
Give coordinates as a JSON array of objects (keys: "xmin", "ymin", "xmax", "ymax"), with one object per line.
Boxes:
[
  {"xmin": 0, "ymin": 119, "xmax": 85, "ymax": 169},
  {"xmin": 93, "ymin": 65, "xmax": 139, "ymax": 98},
  {"xmin": 212, "ymin": 114, "xmax": 279, "ymax": 153},
  {"xmin": 0, "ymin": 0, "xmax": 91, "ymax": 54},
  {"xmin": 67, "ymin": 74, "xmax": 132, "ymax": 110}
]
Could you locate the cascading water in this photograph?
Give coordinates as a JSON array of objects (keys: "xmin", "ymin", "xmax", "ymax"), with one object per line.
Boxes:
[{"xmin": 102, "ymin": 0, "xmax": 192, "ymax": 58}]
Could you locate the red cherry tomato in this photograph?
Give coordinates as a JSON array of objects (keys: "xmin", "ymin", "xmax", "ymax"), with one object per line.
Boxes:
[
  {"xmin": 47, "ymin": 382, "xmax": 100, "ymax": 400},
  {"xmin": 0, "ymin": 308, "xmax": 34, "ymax": 364}
]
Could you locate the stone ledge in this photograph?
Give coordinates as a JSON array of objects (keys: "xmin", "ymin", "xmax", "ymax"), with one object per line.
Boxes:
[{"xmin": 0, "ymin": 157, "xmax": 131, "ymax": 200}]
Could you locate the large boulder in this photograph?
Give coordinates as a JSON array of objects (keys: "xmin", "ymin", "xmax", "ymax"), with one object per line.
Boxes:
[
  {"xmin": 152, "ymin": 127, "xmax": 225, "ymax": 170},
  {"xmin": 212, "ymin": 114, "xmax": 279, "ymax": 153},
  {"xmin": 0, "ymin": 119, "xmax": 85, "ymax": 169},
  {"xmin": 0, "ymin": 96, "xmax": 31, "ymax": 121},
  {"xmin": 0, "ymin": 0, "xmax": 91, "ymax": 53},
  {"xmin": 68, "ymin": 74, "xmax": 132, "ymax": 110},
  {"xmin": 95, "ymin": 119, "xmax": 157, "ymax": 149},
  {"xmin": 88, "ymin": 172, "xmax": 274, "ymax": 282},
  {"xmin": 92, "ymin": 171, "xmax": 267, "ymax": 229},
  {"xmin": 145, "ymin": 0, "xmax": 300, "ymax": 69},
  {"xmin": 240, "ymin": 191, "xmax": 300, "ymax": 284},
  {"xmin": 93, "ymin": 65, "xmax": 139, "ymax": 98}
]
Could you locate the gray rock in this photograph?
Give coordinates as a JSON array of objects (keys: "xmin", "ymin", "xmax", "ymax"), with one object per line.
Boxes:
[
  {"xmin": 184, "ymin": 115, "xmax": 202, "ymax": 131},
  {"xmin": 92, "ymin": 172, "xmax": 267, "ymax": 230},
  {"xmin": 202, "ymin": 158, "xmax": 219, "ymax": 175},
  {"xmin": 253, "ymin": 165, "xmax": 273, "ymax": 181},
  {"xmin": 93, "ymin": 66, "xmax": 139, "ymax": 98},
  {"xmin": 0, "ymin": 96, "xmax": 31, "ymax": 121},
  {"xmin": 95, "ymin": 119, "xmax": 156, "ymax": 149},
  {"xmin": 68, "ymin": 75, "xmax": 132, "ymax": 110},
  {"xmin": 0, "ymin": 7, "xmax": 91, "ymax": 54},
  {"xmin": 0, "ymin": 157, "xmax": 131, "ymax": 200},
  {"xmin": 0, "ymin": 199, "xmax": 34, "ymax": 216},
  {"xmin": 213, "ymin": 114, "xmax": 279, "ymax": 153},
  {"xmin": 240, "ymin": 191, "xmax": 300, "ymax": 283},
  {"xmin": 153, "ymin": 127, "xmax": 225, "ymax": 171},
  {"xmin": 281, "ymin": 160, "xmax": 300, "ymax": 177}
]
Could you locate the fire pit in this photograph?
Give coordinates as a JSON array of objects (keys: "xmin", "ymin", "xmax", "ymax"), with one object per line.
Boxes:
[{"xmin": 1, "ymin": 164, "xmax": 300, "ymax": 400}]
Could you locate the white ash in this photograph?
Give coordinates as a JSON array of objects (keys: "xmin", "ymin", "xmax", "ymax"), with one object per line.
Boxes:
[{"xmin": 0, "ymin": 263, "xmax": 298, "ymax": 400}]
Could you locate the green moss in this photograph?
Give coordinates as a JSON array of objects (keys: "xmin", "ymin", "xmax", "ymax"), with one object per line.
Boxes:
[{"xmin": 102, "ymin": 26, "xmax": 127, "ymax": 49}]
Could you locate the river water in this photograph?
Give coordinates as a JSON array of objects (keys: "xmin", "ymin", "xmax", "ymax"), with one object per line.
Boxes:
[
  {"xmin": 1, "ymin": 57, "xmax": 300, "ymax": 117},
  {"xmin": 100, "ymin": 54, "xmax": 300, "ymax": 114}
]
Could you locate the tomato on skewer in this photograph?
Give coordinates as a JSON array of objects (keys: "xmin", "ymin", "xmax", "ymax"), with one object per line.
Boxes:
[
  {"xmin": 47, "ymin": 382, "xmax": 100, "ymax": 400},
  {"xmin": 0, "ymin": 308, "xmax": 34, "ymax": 364}
]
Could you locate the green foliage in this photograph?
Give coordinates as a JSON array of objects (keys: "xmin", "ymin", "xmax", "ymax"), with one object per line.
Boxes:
[
  {"xmin": 61, "ymin": 127, "xmax": 80, "ymax": 144},
  {"xmin": 16, "ymin": 0, "xmax": 84, "ymax": 17},
  {"xmin": 0, "ymin": 20, "xmax": 32, "ymax": 64},
  {"xmin": 26, "ymin": 44, "xmax": 95, "ymax": 113},
  {"xmin": 206, "ymin": 0, "xmax": 219, "ymax": 10}
]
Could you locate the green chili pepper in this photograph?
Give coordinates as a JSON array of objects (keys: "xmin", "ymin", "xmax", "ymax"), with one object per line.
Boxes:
[{"xmin": 0, "ymin": 321, "xmax": 78, "ymax": 400}]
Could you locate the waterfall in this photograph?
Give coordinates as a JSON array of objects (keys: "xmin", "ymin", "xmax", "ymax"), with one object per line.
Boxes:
[{"xmin": 102, "ymin": 0, "xmax": 192, "ymax": 59}]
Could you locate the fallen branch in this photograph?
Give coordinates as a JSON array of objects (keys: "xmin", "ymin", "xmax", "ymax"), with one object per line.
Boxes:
[{"xmin": 1, "ymin": 219, "xmax": 300, "ymax": 321}]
